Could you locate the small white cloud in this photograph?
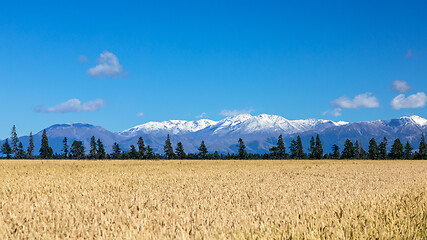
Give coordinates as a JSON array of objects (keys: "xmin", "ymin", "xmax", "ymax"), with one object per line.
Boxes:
[
  {"xmin": 196, "ymin": 112, "xmax": 207, "ymax": 118},
  {"xmin": 78, "ymin": 55, "xmax": 88, "ymax": 63},
  {"xmin": 390, "ymin": 92, "xmax": 427, "ymax": 110},
  {"xmin": 391, "ymin": 80, "xmax": 411, "ymax": 93},
  {"xmin": 87, "ymin": 51, "xmax": 124, "ymax": 77},
  {"xmin": 36, "ymin": 98, "xmax": 105, "ymax": 113},
  {"xmin": 323, "ymin": 108, "xmax": 342, "ymax": 117},
  {"xmin": 220, "ymin": 108, "xmax": 254, "ymax": 116},
  {"xmin": 331, "ymin": 92, "xmax": 379, "ymax": 109},
  {"xmin": 137, "ymin": 112, "xmax": 144, "ymax": 117}
]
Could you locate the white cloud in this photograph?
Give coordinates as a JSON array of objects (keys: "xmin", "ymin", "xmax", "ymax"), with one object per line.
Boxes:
[
  {"xmin": 323, "ymin": 108, "xmax": 342, "ymax": 117},
  {"xmin": 78, "ymin": 55, "xmax": 88, "ymax": 63},
  {"xmin": 137, "ymin": 112, "xmax": 144, "ymax": 117},
  {"xmin": 220, "ymin": 108, "xmax": 254, "ymax": 116},
  {"xmin": 390, "ymin": 92, "xmax": 427, "ymax": 110},
  {"xmin": 391, "ymin": 80, "xmax": 411, "ymax": 93},
  {"xmin": 331, "ymin": 92, "xmax": 379, "ymax": 109},
  {"xmin": 36, "ymin": 98, "xmax": 105, "ymax": 113},
  {"xmin": 87, "ymin": 51, "xmax": 124, "ymax": 77},
  {"xmin": 196, "ymin": 112, "xmax": 207, "ymax": 118}
]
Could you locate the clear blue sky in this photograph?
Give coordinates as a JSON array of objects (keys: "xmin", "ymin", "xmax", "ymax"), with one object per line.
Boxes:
[{"xmin": 1, "ymin": 1, "xmax": 426, "ymax": 138}]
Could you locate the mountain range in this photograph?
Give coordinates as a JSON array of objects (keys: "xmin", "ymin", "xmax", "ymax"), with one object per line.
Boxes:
[{"xmin": 1, "ymin": 114, "xmax": 426, "ymax": 155}]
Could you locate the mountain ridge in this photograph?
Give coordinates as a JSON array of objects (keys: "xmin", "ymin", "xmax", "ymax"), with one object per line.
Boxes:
[{"xmin": 1, "ymin": 114, "xmax": 426, "ymax": 155}]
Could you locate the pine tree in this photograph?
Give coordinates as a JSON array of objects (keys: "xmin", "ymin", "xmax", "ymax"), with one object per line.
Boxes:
[
  {"xmin": 39, "ymin": 129, "xmax": 53, "ymax": 159},
  {"xmin": 368, "ymin": 138, "xmax": 378, "ymax": 160},
  {"xmin": 163, "ymin": 134, "xmax": 174, "ymax": 159},
  {"xmin": 289, "ymin": 139, "xmax": 298, "ymax": 159},
  {"xmin": 390, "ymin": 138, "xmax": 403, "ymax": 159},
  {"xmin": 238, "ymin": 138, "xmax": 247, "ymax": 159},
  {"xmin": 1, "ymin": 139, "xmax": 12, "ymax": 159},
  {"xmin": 198, "ymin": 140, "xmax": 208, "ymax": 159},
  {"xmin": 419, "ymin": 133, "xmax": 427, "ymax": 159},
  {"xmin": 146, "ymin": 145, "xmax": 154, "ymax": 159},
  {"xmin": 70, "ymin": 140, "xmax": 85, "ymax": 159},
  {"xmin": 112, "ymin": 142, "xmax": 121, "ymax": 159},
  {"xmin": 129, "ymin": 145, "xmax": 138, "ymax": 159},
  {"xmin": 89, "ymin": 136, "xmax": 97, "ymax": 159},
  {"xmin": 27, "ymin": 132, "xmax": 34, "ymax": 159},
  {"xmin": 359, "ymin": 146, "xmax": 367, "ymax": 159},
  {"xmin": 96, "ymin": 139, "xmax": 106, "ymax": 159},
  {"xmin": 378, "ymin": 137, "xmax": 388, "ymax": 159},
  {"xmin": 10, "ymin": 125, "xmax": 18, "ymax": 157},
  {"xmin": 137, "ymin": 137, "xmax": 146, "ymax": 159},
  {"xmin": 403, "ymin": 141, "xmax": 413, "ymax": 159},
  {"xmin": 296, "ymin": 136, "xmax": 304, "ymax": 159},
  {"xmin": 16, "ymin": 141, "xmax": 26, "ymax": 159},
  {"xmin": 62, "ymin": 137, "xmax": 69, "ymax": 159},
  {"xmin": 341, "ymin": 139, "xmax": 355, "ymax": 159},
  {"xmin": 314, "ymin": 134, "xmax": 323, "ymax": 159},
  {"xmin": 269, "ymin": 146, "xmax": 278, "ymax": 159},
  {"xmin": 354, "ymin": 140, "xmax": 360, "ymax": 159},
  {"xmin": 213, "ymin": 151, "xmax": 220, "ymax": 159},
  {"xmin": 276, "ymin": 135, "xmax": 286, "ymax": 159},
  {"xmin": 331, "ymin": 144, "xmax": 340, "ymax": 159},
  {"xmin": 308, "ymin": 136, "xmax": 315, "ymax": 159},
  {"xmin": 175, "ymin": 142, "xmax": 186, "ymax": 159}
]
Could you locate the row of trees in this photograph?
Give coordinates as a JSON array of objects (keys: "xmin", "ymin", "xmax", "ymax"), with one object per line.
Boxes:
[{"xmin": 1, "ymin": 126, "xmax": 427, "ymax": 159}]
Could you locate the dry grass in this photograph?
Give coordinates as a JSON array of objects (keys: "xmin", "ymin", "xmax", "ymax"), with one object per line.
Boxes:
[{"xmin": 0, "ymin": 160, "xmax": 426, "ymax": 239}]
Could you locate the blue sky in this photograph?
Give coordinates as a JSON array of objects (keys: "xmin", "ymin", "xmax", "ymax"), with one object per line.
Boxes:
[{"xmin": 0, "ymin": 1, "xmax": 426, "ymax": 138}]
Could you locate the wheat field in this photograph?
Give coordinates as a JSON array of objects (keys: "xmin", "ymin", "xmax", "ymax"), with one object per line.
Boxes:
[{"xmin": 0, "ymin": 160, "xmax": 426, "ymax": 239}]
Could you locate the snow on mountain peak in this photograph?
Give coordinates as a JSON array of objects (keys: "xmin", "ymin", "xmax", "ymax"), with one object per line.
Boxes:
[
  {"xmin": 120, "ymin": 119, "xmax": 218, "ymax": 136},
  {"xmin": 405, "ymin": 115, "xmax": 427, "ymax": 126}
]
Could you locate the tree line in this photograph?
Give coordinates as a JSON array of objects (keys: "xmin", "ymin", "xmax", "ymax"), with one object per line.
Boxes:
[{"xmin": 1, "ymin": 125, "xmax": 427, "ymax": 159}]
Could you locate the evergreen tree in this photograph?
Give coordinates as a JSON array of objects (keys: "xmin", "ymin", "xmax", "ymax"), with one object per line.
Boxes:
[
  {"xmin": 269, "ymin": 145, "xmax": 278, "ymax": 159},
  {"xmin": 175, "ymin": 142, "xmax": 186, "ymax": 159},
  {"xmin": 62, "ymin": 137, "xmax": 69, "ymax": 159},
  {"xmin": 419, "ymin": 133, "xmax": 427, "ymax": 159},
  {"xmin": 10, "ymin": 125, "xmax": 18, "ymax": 157},
  {"xmin": 308, "ymin": 136, "xmax": 315, "ymax": 159},
  {"xmin": 112, "ymin": 142, "xmax": 121, "ymax": 159},
  {"xmin": 404, "ymin": 141, "xmax": 413, "ymax": 159},
  {"xmin": 198, "ymin": 140, "xmax": 208, "ymax": 159},
  {"xmin": 96, "ymin": 139, "xmax": 106, "ymax": 159},
  {"xmin": 390, "ymin": 138, "xmax": 403, "ymax": 159},
  {"xmin": 16, "ymin": 141, "xmax": 26, "ymax": 159},
  {"xmin": 276, "ymin": 135, "xmax": 286, "ymax": 159},
  {"xmin": 238, "ymin": 138, "xmax": 247, "ymax": 159},
  {"xmin": 359, "ymin": 146, "xmax": 367, "ymax": 159},
  {"xmin": 89, "ymin": 136, "xmax": 97, "ymax": 159},
  {"xmin": 296, "ymin": 136, "xmax": 304, "ymax": 159},
  {"xmin": 213, "ymin": 151, "xmax": 220, "ymax": 159},
  {"xmin": 354, "ymin": 140, "xmax": 360, "ymax": 159},
  {"xmin": 378, "ymin": 137, "xmax": 388, "ymax": 159},
  {"xmin": 331, "ymin": 144, "xmax": 340, "ymax": 159},
  {"xmin": 1, "ymin": 139, "xmax": 12, "ymax": 159},
  {"xmin": 129, "ymin": 145, "xmax": 138, "ymax": 159},
  {"xmin": 341, "ymin": 139, "xmax": 355, "ymax": 159},
  {"xmin": 70, "ymin": 140, "xmax": 85, "ymax": 159},
  {"xmin": 314, "ymin": 134, "xmax": 323, "ymax": 159},
  {"xmin": 163, "ymin": 134, "xmax": 175, "ymax": 159},
  {"xmin": 39, "ymin": 129, "xmax": 53, "ymax": 159},
  {"xmin": 368, "ymin": 138, "xmax": 378, "ymax": 160},
  {"xmin": 27, "ymin": 132, "xmax": 34, "ymax": 159},
  {"xmin": 137, "ymin": 137, "xmax": 146, "ymax": 159},
  {"xmin": 289, "ymin": 139, "xmax": 298, "ymax": 159},
  {"xmin": 146, "ymin": 145, "xmax": 154, "ymax": 159}
]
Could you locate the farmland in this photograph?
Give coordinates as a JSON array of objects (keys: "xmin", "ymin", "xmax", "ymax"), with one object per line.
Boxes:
[{"xmin": 0, "ymin": 160, "xmax": 426, "ymax": 239}]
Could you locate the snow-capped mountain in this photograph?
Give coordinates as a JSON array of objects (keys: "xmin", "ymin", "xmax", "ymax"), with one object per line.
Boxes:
[{"xmin": 1, "ymin": 114, "xmax": 425, "ymax": 155}]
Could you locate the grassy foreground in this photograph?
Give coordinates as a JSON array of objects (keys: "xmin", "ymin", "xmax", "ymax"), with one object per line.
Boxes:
[{"xmin": 0, "ymin": 160, "xmax": 426, "ymax": 239}]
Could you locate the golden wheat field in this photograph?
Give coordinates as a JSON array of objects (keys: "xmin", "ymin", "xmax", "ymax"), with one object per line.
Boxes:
[{"xmin": 0, "ymin": 160, "xmax": 426, "ymax": 239}]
